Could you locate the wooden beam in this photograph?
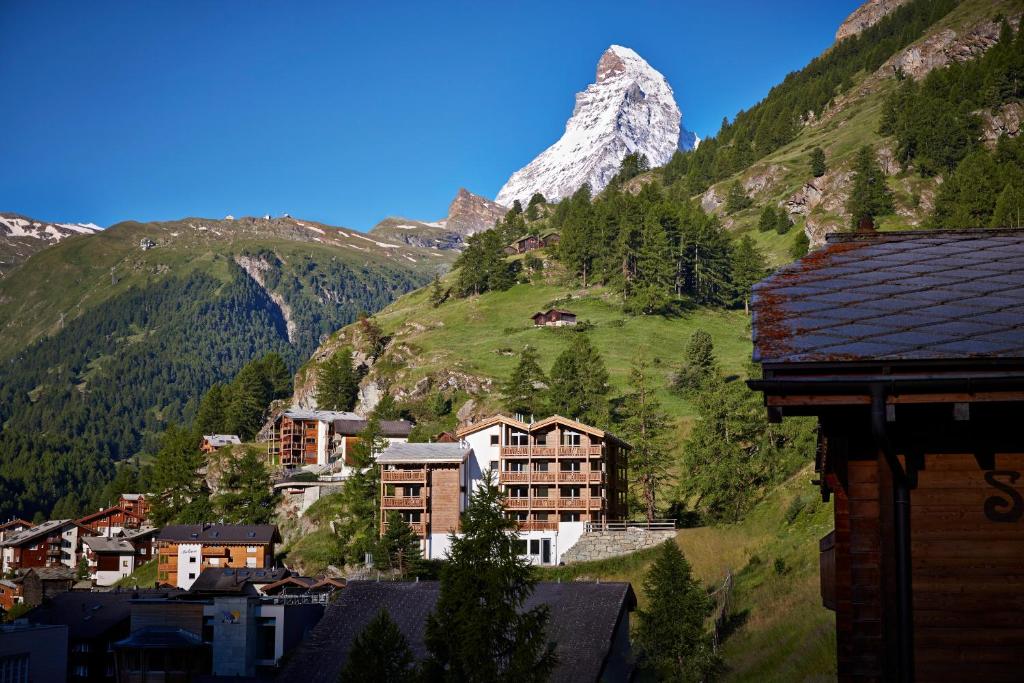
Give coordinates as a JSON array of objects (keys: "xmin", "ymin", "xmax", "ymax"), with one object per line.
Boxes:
[{"xmin": 766, "ymin": 391, "xmax": 1024, "ymax": 408}]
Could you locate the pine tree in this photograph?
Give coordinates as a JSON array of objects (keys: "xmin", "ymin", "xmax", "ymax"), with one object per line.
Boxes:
[
  {"xmin": 224, "ymin": 362, "xmax": 272, "ymax": 441},
  {"xmin": 258, "ymin": 352, "xmax": 293, "ymax": 399},
  {"xmin": 846, "ymin": 145, "xmax": 894, "ymax": 227},
  {"xmin": 619, "ymin": 355, "xmax": 671, "ymax": 522},
  {"xmin": 634, "ymin": 541, "xmax": 719, "ymax": 682},
  {"xmin": 991, "ymin": 183, "xmax": 1024, "ymax": 228},
  {"xmin": 673, "ymin": 329, "xmax": 718, "ymax": 394},
  {"xmin": 338, "ymin": 609, "xmax": 417, "ymax": 683},
  {"xmin": 547, "ymin": 335, "xmax": 610, "ymax": 426},
  {"xmin": 757, "ymin": 205, "xmax": 776, "ymax": 233},
  {"xmin": 790, "ymin": 229, "xmax": 811, "ymax": 260},
  {"xmin": 810, "ymin": 146, "xmax": 827, "ymax": 177},
  {"xmin": 316, "ymin": 347, "xmax": 359, "ymax": 411},
  {"xmin": 730, "ymin": 236, "xmax": 767, "ymax": 313},
  {"xmin": 422, "ymin": 473, "xmax": 557, "ymax": 682},
  {"xmin": 626, "ymin": 214, "xmax": 674, "ymax": 314},
  {"xmin": 213, "ymin": 447, "xmax": 277, "ymax": 524},
  {"xmin": 501, "ymin": 345, "xmax": 547, "ymax": 420},
  {"xmin": 724, "ymin": 181, "xmax": 752, "ymax": 214},
  {"xmin": 377, "ymin": 511, "xmax": 424, "ymax": 577},
  {"xmin": 150, "ymin": 424, "xmax": 209, "ymax": 526},
  {"xmin": 194, "ymin": 383, "xmax": 228, "ymax": 435},
  {"xmin": 337, "ymin": 418, "xmax": 388, "ymax": 564}
]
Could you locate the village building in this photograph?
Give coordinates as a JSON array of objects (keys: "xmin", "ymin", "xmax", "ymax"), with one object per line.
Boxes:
[
  {"xmin": 0, "ymin": 519, "xmax": 95, "ymax": 573},
  {"xmin": 276, "ymin": 580, "xmax": 636, "ymax": 683},
  {"xmin": 117, "ymin": 494, "xmax": 150, "ymax": 523},
  {"xmin": 379, "ymin": 414, "xmax": 629, "ymax": 565},
  {"xmin": 187, "ymin": 566, "xmax": 291, "ymax": 596},
  {"xmin": 76, "ymin": 505, "xmax": 144, "ymax": 537},
  {"xmin": 0, "ymin": 578, "xmax": 22, "ymax": 613},
  {"xmin": 749, "ymin": 229, "xmax": 1024, "ymax": 681},
  {"xmin": 531, "ymin": 308, "xmax": 577, "ymax": 327},
  {"xmin": 0, "ymin": 519, "xmax": 32, "ymax": 543},
  {"xmin": 81, "ymin": 527, "xmax": 158, "ymax": 587},
  {"xmin": 199, "ymin": 433, "xmax": 242, "ymax": 453},
  {"xmin": 267, "ymin": 408, "xmax": 412, "ymax": 469},
  {"xmin": 505, "ymin": 230, "xmax": 560, "ymax": 255},
  {"xmin": 156, "ymin": 524, "xmax": 280, "ymax": 590},
  {"xmin": 0, "ymin": 622, "xmax": 68, "ymax": 683}
]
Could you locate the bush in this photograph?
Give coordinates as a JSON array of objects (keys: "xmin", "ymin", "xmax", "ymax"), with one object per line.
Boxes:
[
  {"xmin": 773, "ymin": 557, "xmax": 787, "ymax": 575},
  {"xmin": 784, "ymin": 495, "xmax": 808, "ymax": 524}
]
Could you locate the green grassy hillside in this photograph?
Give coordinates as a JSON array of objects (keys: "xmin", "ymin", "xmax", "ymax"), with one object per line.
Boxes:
[{"xmin": 539, "ymin": 464, "xmax": 836, "ymax": 682}]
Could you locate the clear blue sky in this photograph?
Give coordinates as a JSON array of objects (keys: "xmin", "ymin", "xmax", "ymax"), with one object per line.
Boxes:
[{"xmin": 1, "ymin": 1, "xmax": 860, "ymax": 231}]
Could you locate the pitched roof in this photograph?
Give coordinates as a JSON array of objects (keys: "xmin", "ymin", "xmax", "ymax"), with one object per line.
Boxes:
[
  {"xmin": 455, "ymin": 414, "xmax": 529, "ymax": 437},
  {"xmin": 187, "ymin": 567, "xmax": 290, "ymax": 594},
  {"xmin": 76, "ymin": 505, "xmax": 142, "ymax": 526},
  {"xmin": 275, "ymin": 581, "xmax": 636, "ymax": 683},
  {"xmin": 28, "ymin": 591, "xmax": 173, "ymax": 640},
  {"xmin": 281, "ymin": 408, "xmax": 361, "ymax": 422},
  {"xmin": 157, "ymin": 524, "xmax": 280, "ymax": 544},
  {"xmin": 0, "ymin": 519, "xmax": 32, "ymax": 532},
  {"xmin": 377, "ymin": 442, "xmax": 471, "ymax": 464},
  {"xmin": 1, "ymin": 519, "xmax": 89, "ymax": 547},
  {"xmin": 332, "ymin": 418, "xmax": 413, "ymax": 438},
  {"xmin": 24, "ymin": 566, "xmax": 76, "ymax": 581},
  {"xmin": 82, "ymin": 536, "xmax": 136, "ymax": 553},
  {"xmin": 202, "ymin": 434, "xmax": 241, "ymax": 447},
  {"xmin": 752, "ymin": 230, "xmax": 1024, "ymax": 365},
  {"xmin": 119, "ymin": 494, "xmax": 145, "ymax": 501},
  {"xmin": 529, "ymin": 415, "xmax": 630, "ymax": 448}
]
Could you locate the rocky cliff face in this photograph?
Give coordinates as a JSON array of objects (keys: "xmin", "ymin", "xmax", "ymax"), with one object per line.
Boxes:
[
  {"xmin": 0, "ymin": 213, "xmax": 101, "ymax": 277},
  {"xmin": 836, "ymin": 0, "xmax": 912, "ymax": 42},
  {"xmin": 495, "ymin": 45, "xmax": 695, "ymax": 206},
  {"xmin": 370, "ymin": 188, "xmax": 507, "ymax": 251}
]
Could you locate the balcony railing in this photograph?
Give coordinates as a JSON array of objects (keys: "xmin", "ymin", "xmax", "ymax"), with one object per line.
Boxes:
[
  {"xmin": 382, "ymin": 521, "xmax": 426, "ymax": 536},
  {"xmin": 517, "ymin": 521, "xmax": 558, "ymax": 532},
  {"xmin": 531, "ymin": 498, "xmax": 557, "ymax": 509},
  {"xmin": 506, "ymin": 498, "xmax": 530, "ymax": 509},
  {"xmin": 557, "ymin": 471, "xmax": 587, "ymax": 483},
  {"xmin": 499, "ymin": 471, "xmax": 530, "ymax": 484},
  {"xmin": 381, "ymin": 496, "xmax": 426, "ymax": 509},
  {"xmin": 500, "ymin": 469, "xmax": 604, "ymax": 483},
  {"xmin": 501, "ymin": 445, "xmax": 603, "ymax": 457},
  {"xmin": 558, "ymin": 498, "xmax": 586, "ymax": 509},
  {"xmin": 382, "ymin": 470, "xmax": 426, "ymax": 483}
]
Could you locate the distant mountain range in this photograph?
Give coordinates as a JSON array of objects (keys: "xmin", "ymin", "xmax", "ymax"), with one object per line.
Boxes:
[{"xmin": 0, "ymin": 213, "xmax": 102, "ymax": 277}]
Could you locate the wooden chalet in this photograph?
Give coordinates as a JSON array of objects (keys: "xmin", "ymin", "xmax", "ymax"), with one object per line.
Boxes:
[
  {"xmin": 156, "ymin": 524, "xmax": 281, "ymax": 590},
  {"xmin": 532, "ymin": 308, "xmax": 577, "ymax": 327},
  {"xmin": 200, "ymin": 433, "xmax": 241, "ymax": 453},
  {"xmin": 0, "ymin": 519, "xmax": 95, "ymax": 573},
  {"xmin": 749, "ymin": 229, "xmax": 1024, "ymax": 681},
  {"xmin": 0, "ymin": 518, "xmax": 33, "ymax": 543},
  {"xmin": 267, "ymin": 408, "xmax": 411, "ymax": 468},
  {"xmin": 505, "ymin": 230, "xmax": 560, "ymax": 255},
  {"xmin": 76, "ymin": 505, "xmax": 144, "ymax": 536},
  {"xmin": 81, "ymin": 527, "xmax": 158, "ymax": 586},
  {"xmin": 118, "ymin": 494, "xmax": 150, "ymax": 523}
]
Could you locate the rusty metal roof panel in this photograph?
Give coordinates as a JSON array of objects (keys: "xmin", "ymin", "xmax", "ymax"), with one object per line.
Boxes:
[{"xmin": 751, "ymin": 230, "xmax": 1024, "ymax": 364}]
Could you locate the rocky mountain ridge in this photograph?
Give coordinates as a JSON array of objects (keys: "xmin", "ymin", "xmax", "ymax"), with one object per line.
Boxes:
[
  {"xmin": 836, "ymin": 0, "xmax": 913, "ymax": 42},
  {"xmin": 369, "ymin": 187, "xmax": 507, "ymax": 251},
  {"xmin": 495, "ymin": 45, "xmax": 696, "ymax": 206}
]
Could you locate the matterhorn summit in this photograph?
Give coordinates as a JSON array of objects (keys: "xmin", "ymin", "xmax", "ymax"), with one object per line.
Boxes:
[{"xmin": 496, "ymin": 45, "xmax": 696, "ymax": 206}]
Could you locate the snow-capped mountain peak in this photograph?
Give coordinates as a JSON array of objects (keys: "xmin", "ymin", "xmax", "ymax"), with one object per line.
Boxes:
[
  {"xmin": 496, "ymin": 45, "xmax": 696, "ymax": 206},
  {"xmin": 0, "ymin": 213, "xmax": 101, "ymax": 277}
]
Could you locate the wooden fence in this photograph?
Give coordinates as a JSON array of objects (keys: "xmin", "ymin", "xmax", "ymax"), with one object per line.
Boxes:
[{"xmin": 711, "ymin": 569, "xmax": 734, "ymax": 652}]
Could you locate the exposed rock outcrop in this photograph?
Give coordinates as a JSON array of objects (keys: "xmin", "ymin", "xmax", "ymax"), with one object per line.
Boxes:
[
  {"xmin": 836, "ymin": 0, "xmax": 912, "ymax": 42},
  {"xmin": 979, "ymin": 102, "xmax": 1024, "ymax": 147},
  {"xmin": 889, "ymin": 16, "xmax": 1019, "ymax": 81},
  {"xmin": 445, "ymin": 188, "xmax": 508, "ymax": 236},
  {"xmin": 743, "ymin": 164, "xmax": 785, "ymax": 196},
  {"xmin": 233, "ymin": 254, "xmax": 297, "ymax": 343},
  {"xmin": 701, "ymin": 186, "xmax": 724, "ymax": 214}
]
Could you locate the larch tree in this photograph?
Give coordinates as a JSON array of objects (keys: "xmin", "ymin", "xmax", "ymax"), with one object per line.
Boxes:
[
  {"xmin": 422, "ymin": 472, "xmax": 557, "ymax": 683},
  {"xmin": 338, "ymin": 609, "xmax": 417, "ymax": 683},
  {"xmin": 213, "ymin": 447, "xmax": 277, "ymax": 525},
  {"xmin": 846, "ymin": 145, "xmax": 894, "ymax": 228},
  {"xmin": 673, "ymin": 329, "xmax": 719, "ymax": 394},
  {"xmin": 376, "ymin": 511, "xmax": 424, "ymax": 578},
  {"xmin": 194, "ymin": 383, "xmax": 228, "ymax": 435},
  {"xmin": 729, "ymin": 235, "xmax": 767, "ymax": 313},
  {"xmin": 336, "ymin": 418, "xmax": 388, "ymax": 564},
  {"xmin": 810, "ymin": 146, "xmax": 827, "ymax": 177},
  {"xmin": 547, "ymin": 335, "xmax": 610, "ymax": 426},
  {"xmin": 619, "ymin": 355, "xmax": 672, "ymax": 522},
  {"xmin": 634, "ymin": 540, "xmax": 720, "ymax": 682},
  {"xmin": 150, "ymin": 424, "xmax": 210, "ymax": 526},
  {"xmin": 501, "ymin": 345, "xmax": 548, "ymax": 420},
  {"xmin": 316, "ymin": 347, "xmax": 359, "ymax": 411}
]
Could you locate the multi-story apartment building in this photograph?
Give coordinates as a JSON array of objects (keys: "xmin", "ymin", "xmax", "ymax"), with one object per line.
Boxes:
[
  {"xmin": 76, "ymin": 504, "xmax": 144, "ymax": 537},
  {"xmin": 378, "ymin": 414, "xmax": 629, "ymax": 565},
  {"xmin": 81, "ymin": 527, "xmax": 158, "ymax": 586},
  {"xmin": 0, "ymin": 519, "xmax": 95, "ymax": 573},
  {"xmin": 156, "ymin": 524, "xmax": 280, "ymax": 590},
  {"xmin": 268, "ymin": 408, "xmax": 412, "ymax": 469},
  {"xmin": 117, "ymin": 494, "xmax": 150, "ymax": 523}
]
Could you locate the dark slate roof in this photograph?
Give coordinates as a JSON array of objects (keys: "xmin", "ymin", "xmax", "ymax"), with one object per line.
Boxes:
[
  {"xmin": 1, "ymin": 519, "xmax": 76, "ymax": 547},
  {"xmin": 275, "ymin": 580, "xmax": 635, "ymax": 683},
  {"xmin": 113, "ymin": 625, "xmax": 207, "ymax": 649},
  {"xmin": 332, "ymin": 418, "xmax": 414, "ymax": 437},
  {"xmin": 187, "ymin": 567, "xmax": 290, "ymax": 594},
  {"xmin": 28, "ymin": 590, "xmax": 174, "ymax": 640},
  {"xmin": 752, "ymin": 230, "xmax": 1024, "ymax": 364},
  {"xmin": 157, "ymin": 524, "xmax": 280, "ymax": 544}
]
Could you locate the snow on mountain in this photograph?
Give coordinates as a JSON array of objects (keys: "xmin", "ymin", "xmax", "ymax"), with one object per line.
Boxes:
[
  {"xmin": 496, "ymin": 45, "xmax": 696, "ymax": 206},
  {"xmin": 0, "ymin": 213, "xmax": 102, "ymax": 277}
]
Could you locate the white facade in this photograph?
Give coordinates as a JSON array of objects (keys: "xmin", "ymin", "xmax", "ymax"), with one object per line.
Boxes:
[
  {"xmin": 94, "ymin": 555, "xmax": 136, "ymax": 587},
  {"xmin": 176, "ymin": 543, "xmax": 203, "ymax": 589}
]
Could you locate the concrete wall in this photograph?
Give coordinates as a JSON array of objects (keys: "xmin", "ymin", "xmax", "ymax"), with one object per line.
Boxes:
[
  {"xmin": 0, "ymin": 623, "xmax": 68, "ymax": 683},
  {"xmin": 560, "ymin": 528, "xmax": 676, "ymax": 564}
]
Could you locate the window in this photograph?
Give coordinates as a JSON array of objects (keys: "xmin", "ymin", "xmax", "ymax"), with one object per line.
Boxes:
[
  {"xmin": 534, "ymin": 486, "xmax": 549, "ymax": 498},
  {"xmin": 0, "ymin": 653, "xmax": 30, "ymax": 683},
  {"xmin": 514, "ymin": 539, "xmax": 528, "ymax": 555},
  {"xmin": 489, "ymin": 460, "xmax": 498, "ymax": 472},
  {"xmin": 534, "ymin": 460, "xmax": 549, "ymax": 472},
  {"xmin": 560, "ymin": 460, "xmax": 581, "ymax": 472},
  {"xmin": 188, "ymin": 572, "xmax": 196, "ymax": 580},
  {"xmin": 141, "ymin": 547, "xmax": 147, "ymax": 555},
  {"xmin": 490, "ymin": 434, "xmax": 499, "ymax": 446},
  {"xmin": 529, "ymin": 539, "xmax": 540, "ymax": 555},
  {"xmin": 202, "ymin": 616, "xmax": 215, "ymax": 643},
  {"xmin": 246, "ymin": 557, "xmax": 258, "ymax": 568},
  {"xmin": 246, "ymin": 546, "xmax": 258, "ymax": 553},
  {"xmin": 510, "ymin": 487, "xmax": 528, "ymax": 498},
  {"xmin": 73, "ymin": 664, "xmax": 89, "ymax": 678},
  {"xmin": 209, "ymin": 558, "xmax": 220, "ymax": 566},
  {"xmin": 534, "ymin": 512, "xmax": 549, "ymax": 521},
  {"xmin": 563, "ymin": 432, "xmax": 581, "ymax": 446},
  {"xmin": 257, "ymin": 616, "xmax": 277, "ymax": 661},
  {"xmin": 507, "ymin": 461, "xmax": 526, "ymax": 472},
  {"xmin": 122, "ymin": 559, "xmax": 129, "ymax": 568},
  {"xmin": 509, "ymin": 432, "xmax": 529, "ymax": 446},
  {"xmin": 560, "ymin": 513, "xmax": 581, "ymax": 522}
]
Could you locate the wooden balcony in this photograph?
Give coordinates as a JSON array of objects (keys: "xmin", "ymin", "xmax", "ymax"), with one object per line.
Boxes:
[
  {"xmin": 518, "ymin": 521, "xmax": 558, "ymax": 532},
  {"xmin": 381, "ymin": 496, "xmax": 425, "ymax": 509},
  {"xmin": 531, "ymin": 498, "xmax": 557, "ymax": 509},
  {"xmin": 558, "ymin": 498, "xmax": 586, "ymax": 509},
  {"xmin": 500, "ymin": 445, "xmax": 602, "ymax": 457},
  {"xmin": 506, "ymin": 498, "xmax": 530, "ymax": 509},
  {"xmin": 588, "ymin": 471, "xmax": 605, "ymax": 483},
  {"xmin": 381, "ymin": 470, "xmax": 426, "ymax": 483},
  {"xmin": 533, "ymin": 471, "xmax": 557, "ymax": 483},
  {"xmin": 382, "ymin": 521, "xmax": 426, "ymax": 537},
  {"xmin": 557, "ymin": 471, "xmax": 587, "ymax": 483},
  {"xmin": 501, "ymin": 446, "xmax": 530, "ymax": 456},
  {"xmin": 499, "ymin": 471, "xmax": 530, "ymax": 484}
]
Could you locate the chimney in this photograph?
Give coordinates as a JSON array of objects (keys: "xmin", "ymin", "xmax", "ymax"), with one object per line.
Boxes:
[{"xmin": 857, "ymin": 216, "xmax": 876, "ymax": 234}]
